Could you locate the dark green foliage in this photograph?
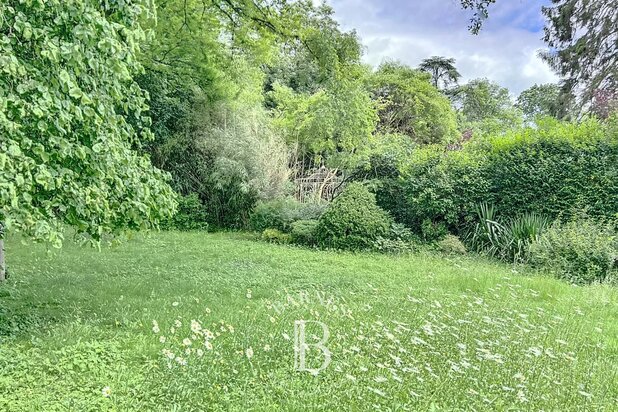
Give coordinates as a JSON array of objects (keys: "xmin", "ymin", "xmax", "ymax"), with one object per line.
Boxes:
[
  {"xmin": 517, "ymin": 83, "xmax": 563, "ymax": 119},
  {"xmin": 481, "ymin": 119, "xmax": 618, "ymax": 220},
  {"xmin": 377, "ymin": 146, "xmax": 488, "ymax": 236},
  {"xmin": 162, "ymin": 194, "xmax": 209, "ymax": 231},
  {"xmin": 418, "ymin": 56, "xmax": 461, "ymax": 90},
  {"xmin": 530, "ymin": 215, "xmax": 618, "ymax": 284},
  {"xmin": 379, "ymin": 119, "xmax": 618, "ymax": 238},
  {"xmin": 421, "ymin": 219, "xmax": 449, "ymax": 242},
  {"xmin": 261, "ymin": 228, "xmax": 292, "ymax": 244},
  {"xmin": 388, "ymin": 223, "xmax": 416, "ymax": 242},
  {"xmin": 290, "ymin": 220, "xmax": 319, "ymax": 246},
  {"xmin": 249, "ymin": 199, "xmax": 327, "ymax": 233},
  {"xmin": 316, "ymin": 183, "xmax": 392, "ymax": 250}
]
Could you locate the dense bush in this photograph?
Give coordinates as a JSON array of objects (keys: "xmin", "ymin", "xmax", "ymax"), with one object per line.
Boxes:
[
  {"xmin": 530, "ymin": 216, "xmax": 617, "ymax": 284},
  {"xmin": 437, "ymin": 235, "xmax": 467, "ymax": 255},
  {"xmin": 378, "ymin": 119, "xmax": 618, "ymax": 237},
  {"xmin": 290, "ymin": 220, "xmax": 319, "ymax": 246},
  {"xmin": 249, "ymin": 199, "xmax": 327, "ymax": 233},
  {"xmin": 316, "ymin": 183, "xmax": 393, "ymax": 250},
  {"xmin": 377, "ymin": 146, "xmax": 488, "ymax": 234},
  {"xmin": 146, "ymin": 101, "xmax": 291, "ymax": 229},
  {"xmin": 162, "ymin": 193, "xmax": 209, "ymax": 231}
]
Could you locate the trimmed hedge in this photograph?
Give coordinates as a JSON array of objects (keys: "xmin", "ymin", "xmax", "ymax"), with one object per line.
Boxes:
[{"xmin": 378, "ymin": 118, "xmax": 618, "ymax": 236}]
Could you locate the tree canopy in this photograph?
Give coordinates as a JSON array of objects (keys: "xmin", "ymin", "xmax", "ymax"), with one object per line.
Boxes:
[
  {"xmin": 517, "ymin": 83, "xmax": 564, "ymax": 120},
  {"xmin": 418, "ymin": 56, "xmax": 462, "ymax": 90},
  {"xmin": 460, "ymin": 0, "xmax": 618, "ymax": 111},
  {"xmin": 451, "ymin": 78, "xmax": 523, "ymax": 135},
  {"xmin": 370, "ymin": 62, "xmax": 459, "ymax": 145},
  {"xmin": 0, "ymin": 0, "xmax": 176, "ymax": 248}
]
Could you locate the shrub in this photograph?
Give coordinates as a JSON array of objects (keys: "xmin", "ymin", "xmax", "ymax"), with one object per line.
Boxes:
[
  {"xmin": 146, "ymin": 103, "xmax": 291, "ymax": 229},
  {"xmin": 162, "ymin": 193, "xmax": 209, "ymax": 231},
  {"xmin": 261, "ymin": 229, "xmax": 292, "ymax": 244},
  {"xmin": 249, "ymin": 199, "xmax": 327, "ymax": 233},
  {"xmin": 250, "ymin": 199, "xmax": 300, "ymax": 232},
  {"xmin": 530, "ymin": 216, "xmax": 617, "ymax": 284},
  {"xmin": 371, "ymin": 237, "xmax": 418, "ymax": 254},
  {"xmin": 290, "ymin": 220, "xmax": 319, "ymax": 246},
  {"xmin": 316, "ymin": 183, "xmax": 393, "ymax": 250},
  {"xmin": 469, "ymin": 203, "xmax": 549, "ymax": 263},
  {"xmin": 388, "ymin": 223, "xmax": 416, "ymax": 242},
  {"xmin": 421, "ymin": 219, "xmax": 449, "ymax": 242},
  {"xmin": 438, "ymin": 235, "xmax": 467, "ymax": 255},
  {"xmin": 378, "ymin": 119, "xmax": 618, "ymax": 237}
]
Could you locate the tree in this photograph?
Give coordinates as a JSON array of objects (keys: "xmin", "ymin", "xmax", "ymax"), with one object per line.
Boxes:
[
  {"xmin": 541, "ymin": 0, "xmax": 617, "ymax": 108},
  {"xmin": 370, "ymin": 61, "xmax": 459, "ymax": 145},
  {"xmin": 451, "ymin": 78, "xmax": 523, "ymax": 135},
  {"xmin": 460, "ymin": 0, "xmax": 618, "ymax": 110},
  {"xmin": 270, "ymin": 73, "xmax": 378, "ymax": 170},
  {"xmin": 263, "ymin": 2, "xmax": 364, "ymax": 106},
  {"xmin": 0, "ymin": 0, "xmax": 177, "ymax": 280},
  {"xmin": 517, "ymin": 83, "xmax": 564, "ymax": 119},
  {"xmin": 418, "ymin": 56, "xmax": 462, "ymax": 90}
]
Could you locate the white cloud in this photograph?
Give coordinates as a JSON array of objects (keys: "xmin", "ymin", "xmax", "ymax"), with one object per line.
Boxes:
[{"xmin": 328, "ymin": 0, "xmax": 559, "ymax": 95}]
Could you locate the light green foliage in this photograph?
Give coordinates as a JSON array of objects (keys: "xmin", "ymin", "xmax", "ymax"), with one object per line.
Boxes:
[
  {"xmin": 317, "ymin": 183, "xmax": 392, "ymax": 250},
  {"xmin": 517, "ymin": 83, "xmax": 563, "ymax": 119},
  {"xmin": 0, "ymin": 0, "xmax": 176, "ymax": 246},
  {"xmin": 530, "ymin": 215, "xmax": 617, "ymax": 284},
  {"xmin": 437, "ymin": 234, "xmax": 467, "ymax": 255},
  {"xmin": 270, "ymin": 76, "xmax": 378, "ymax": 168},
  {"xmin": 2, "ymin": 231, "xmax": 618, "ymax": 409},
  {"xmin": 370, "ymin": 62, "xmax": 459, "ymax": 145},
  {"xmin": 451, "ymin": 78, "xmax": 523, "ymax": 136},
  {"xmin": 264, "ymin": 1, "xmax": 363, "ymax": 97},
  {"xmin": 143, "ymin": 0, "xmax": 276, "ymax": 103},
  {"xmin": 260, "ymin": 228, "xmax": 291, "ymax": 244}
]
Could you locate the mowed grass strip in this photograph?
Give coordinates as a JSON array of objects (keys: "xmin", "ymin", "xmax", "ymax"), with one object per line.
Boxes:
[{"xmin": 1, "ymin": 231, "xmax": 617, "ymax": 411}]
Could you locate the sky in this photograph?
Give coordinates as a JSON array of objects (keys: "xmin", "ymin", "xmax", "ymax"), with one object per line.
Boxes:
[{"xmin": 325, "ymin": 0, "xmax": 558, "ymax": 95}]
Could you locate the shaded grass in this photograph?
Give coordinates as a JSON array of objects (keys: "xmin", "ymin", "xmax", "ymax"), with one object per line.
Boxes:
[{"xmin": 1, "ymin": 231, "xmax": 617, "ymax": 410}]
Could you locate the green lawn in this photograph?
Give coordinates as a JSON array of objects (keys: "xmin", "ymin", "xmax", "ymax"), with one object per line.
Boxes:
[{"xmin": 1, "ymin": 231, "xmax": 618, "ymax": 411}]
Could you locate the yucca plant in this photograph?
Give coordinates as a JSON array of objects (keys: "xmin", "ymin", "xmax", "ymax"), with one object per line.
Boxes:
[
  {"xmin": 469, "ymin": 203, "xmax": 549, "ymax": 263},
  {"xmin": 502, "ymin": 213, "xmax": 550, "ymax": 263}
]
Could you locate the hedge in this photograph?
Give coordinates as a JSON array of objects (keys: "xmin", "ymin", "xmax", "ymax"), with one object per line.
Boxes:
[{"xmin": 378, "ymin": 118, "xmax": 618, "ymax": 235}]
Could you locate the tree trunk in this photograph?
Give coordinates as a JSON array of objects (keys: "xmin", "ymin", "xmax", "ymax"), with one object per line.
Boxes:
[{"xmin": 0, "ymin": 223, "xmax": 5, "ymax": 281}]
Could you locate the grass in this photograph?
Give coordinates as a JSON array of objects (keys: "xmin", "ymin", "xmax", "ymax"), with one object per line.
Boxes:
[{"xmin": 1, "ymin": 231, "xmax": 618, "ymax": 411}]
